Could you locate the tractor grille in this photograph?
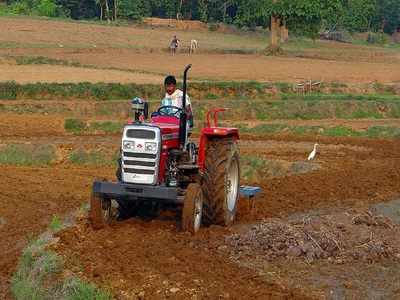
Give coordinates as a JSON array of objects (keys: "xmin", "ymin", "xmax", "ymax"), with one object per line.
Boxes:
[
  {"xmin": 123, "ymin": 152, "xmax": 156, "ymax": 159},
  {"xmin": 126, "ymin": 129, "xmax": 156, "ymax": 139},
  {"xmin": 122, "ymin": 125, "xmax": 160, "ymax": 185},
  {"xmin": 123, "ymin": 160, "xmax": 156, "ymax": 167},
  {"xmin": 123, "ymin": 168, "xmax": 155, "ymax": 175}
]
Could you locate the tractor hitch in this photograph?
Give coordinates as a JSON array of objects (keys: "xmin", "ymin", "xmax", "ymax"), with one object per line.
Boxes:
[{"xmin": 92, "ymin": 181, "xmax": 181, "ymax": 204}]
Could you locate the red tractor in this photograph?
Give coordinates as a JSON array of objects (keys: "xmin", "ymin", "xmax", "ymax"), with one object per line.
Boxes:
[{"xmin": 90, "ymin": 65, "xmax": 240, "ymax": 233}]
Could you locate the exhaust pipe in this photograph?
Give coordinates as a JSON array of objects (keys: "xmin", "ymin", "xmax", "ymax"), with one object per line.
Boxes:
[{"xmin": 179, "ymin": 64, "xmax": 192, "ymax": 150}]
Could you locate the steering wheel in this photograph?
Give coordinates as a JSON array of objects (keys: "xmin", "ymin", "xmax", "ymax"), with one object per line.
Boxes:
[{"xmin": 157, "ymin": 106, "xmax": 183, "ymax": 118}]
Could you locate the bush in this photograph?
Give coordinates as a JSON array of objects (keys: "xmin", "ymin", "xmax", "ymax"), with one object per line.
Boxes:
[
  {"xmin": 9, "ymin": 1, "xmax": 32, "ymax": 15},
  {"xmin": 36, "ymin": 0, "xmax": 58, "ymax": 17}
]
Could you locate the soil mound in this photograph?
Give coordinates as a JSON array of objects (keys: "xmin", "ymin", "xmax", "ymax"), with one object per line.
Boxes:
[{"xmin": 227, "ymin": 210, "xmax": 400, "ymax": 263}]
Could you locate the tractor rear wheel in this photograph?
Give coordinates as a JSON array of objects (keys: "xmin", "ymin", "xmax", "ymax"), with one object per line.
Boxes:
[
  {"xmin": 89, "ymin": 193, "xmax": 118, "ymax": 229},
  {"xmin": 202, "ymin": 137, "xmax": 240, "ymax": 226},
  {"xmin": 182, "ymin": 183, "xmax": 203, "ymax": 234}
]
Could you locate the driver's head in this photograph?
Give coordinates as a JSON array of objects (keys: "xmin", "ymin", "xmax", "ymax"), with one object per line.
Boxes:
[{"xmin": 164, "ymin": 75, "xmax": 177, "ymax": 96}]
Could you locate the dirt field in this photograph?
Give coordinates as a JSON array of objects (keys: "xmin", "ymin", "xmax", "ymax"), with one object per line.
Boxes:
[
  {"xmin": 0, "ymin": 17, "xmax": 400, "ymax": 83},
  {"xmin": 1, "ymin": 16, "xmax": 400, "ymax": 300},
  {"xmin": 1, "ymin": 117, "xmax": 400, "ymax": 298},
  {"xmin": 2, "ymin": 49, "xmax": 400, "ymax": 83},
  {"xmin": 0, "ymin": 64, "xmax": 164, "ymax": 83}
]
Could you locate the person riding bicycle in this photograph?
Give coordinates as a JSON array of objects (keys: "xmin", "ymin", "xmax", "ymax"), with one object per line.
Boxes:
[{"xmin": 161, "ymin": 75, "xmax": 194, "ymax": 128}]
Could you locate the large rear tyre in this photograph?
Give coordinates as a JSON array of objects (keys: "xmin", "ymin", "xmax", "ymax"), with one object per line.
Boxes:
[
  {"xmin": 202, "ymin": 138, "xmax": 240, "ymax": 226},
  {"xmin": 182, "ymin": 183, "xmax": 203, "ymax": 234},
  {"xmin": 89, "ymin": 193, "xmax": 118, "ymax": 229}
]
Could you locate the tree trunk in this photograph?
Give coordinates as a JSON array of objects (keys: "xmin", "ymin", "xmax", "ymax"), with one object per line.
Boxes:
[
  {"xmin": 223, "ymin": 2, "xmax": 227, "ymax": 23},
  {"xmin": 177, "ymin": 0, "xmax": 184, "ymax": 20},
  {"xmin": 105, "ymin": 0, "xmax": 110, "ymax": 24},
  {"xmin": 100, "ymin": 2, "xmax": 103, "ymax": 21},
  {"xmin": 280, "ymin": 19, "xmax": 289, "ymax": 43},
  {"xmin": 271, "ymin": 15, "xmax": 280, "ymax": 49},
  {"xmin": 114, "ymin": 0, "xmax": 117, "ymax": 22}
]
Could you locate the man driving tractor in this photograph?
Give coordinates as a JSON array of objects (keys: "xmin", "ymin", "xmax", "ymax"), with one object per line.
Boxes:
[{"xmin": 161, "ymin": 75, "xmax": 194, "ymax": 128}]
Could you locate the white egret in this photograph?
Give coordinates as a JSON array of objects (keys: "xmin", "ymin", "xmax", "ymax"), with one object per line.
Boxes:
[{"xmin": 307, "ymin": 143, "xmax": 319, "ymax": 161}]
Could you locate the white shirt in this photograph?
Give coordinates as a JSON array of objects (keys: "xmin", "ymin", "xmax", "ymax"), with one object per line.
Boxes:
[{"xmin": 162, "ymin": 89, "xmax": 191, "ymax": 109}]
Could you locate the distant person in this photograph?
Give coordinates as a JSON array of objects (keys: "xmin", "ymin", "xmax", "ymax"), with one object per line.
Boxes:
[
  {"xmin": 169, "ymin": 35, "xmax": 180, "ymax": 55},
  {"xmin": 161, "ymin": 75, "xmax": 193, "ymax": 128}
]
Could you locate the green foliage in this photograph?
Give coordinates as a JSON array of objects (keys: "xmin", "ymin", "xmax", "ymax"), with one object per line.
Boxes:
[
  {"xmin": 373, "ymin": 0, "xmax": 400, "ymax": 34},
  {"xmin": 366, "ymin": 32, "xmax": 389, "ymax": 45},
  {"xmin": 343, "ymin": 0, "xmax": 376, "ymax": 32},
  {"xmin": 9, "ymin": 1, "xmax": 32, "ymax": 15},
  {"xmin": 90, "ymin": 121, "xmax": 123, "ymax": 133},
  {"xmin": 36, "ymin": 0, "xmax": 58, "ymax": 17},
  {"xmin": 69, "ymin": 149, "xmax": 106, "ymax": 165},
  {"xmin": 2, "ymin": 0, "xmax": 399, "ymax": 37},
  {"xmin": 323, "ymin": 126, "xmax": 360, "ymax": 137},
  {"xmin": 64, "ymin": 118, "xmax": 87, "ymax": 134},
  {"xmin": 12, "ymin": 214, "xmax": 112, "ymax": 300},
  {"xmin": 241, "ymin": 155, "xmax": 267, "ymax": 182},
  {"xmin": 366, "ymin": 126, "xmax": 400, "ymax": 138},
  {"xmin": 12, "ymin": 238, "xmax": 61, "ymax": 300},
  {"xmin": 236, "ymin": 123, "xmax": 400, "ymax": 139},
  {"xmin": 49, "ymin": 215, "xmax": 63, "ymax": 232},
  {"xmin": 119, "ymin": 0, "xmax": 149, "ymax": 20},
  {"xmin": 7, "ymin": 0, "xmax": 67, "ymax": 17},
  {"xmin": 0, "ymin": 144, "xmax": 55, "ymax": 166},
  {"xmin": 63, "ymin": 277, "xmax": 112, "ymax": 300},
  {"xmin": 0, "ymin": 81, "xmax": 18, "ymax": 100}
]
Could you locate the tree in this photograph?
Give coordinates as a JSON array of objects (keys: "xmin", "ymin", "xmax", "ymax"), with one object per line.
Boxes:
[
  {"xmin": 373, "ymin": 0, "xmax": 400, "ymax": 34},
  {"xmin": 343, "ymin": 0, "xmax": 376, "ymax": 32},
  {"xmin": 119, "ymin": 0, "xmax": 150, "ymax": 20}
]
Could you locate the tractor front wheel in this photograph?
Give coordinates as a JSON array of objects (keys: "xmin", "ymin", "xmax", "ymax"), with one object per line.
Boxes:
[{"xmin": 182, "ymin": 183, "xmax": 203, "ymax": 234}]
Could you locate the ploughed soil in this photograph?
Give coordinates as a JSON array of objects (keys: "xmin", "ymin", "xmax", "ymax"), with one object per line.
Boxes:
[
  {"xmin": 1, "ymin": 107, "xmax": 400, "ymax": 298},
  {"xmin": 51, "ymin": 135, "xmax": 400, "ymax": 299},
  {"xmin": 41, "ymin": 136, "xmax": 400, "ymax": 298}
]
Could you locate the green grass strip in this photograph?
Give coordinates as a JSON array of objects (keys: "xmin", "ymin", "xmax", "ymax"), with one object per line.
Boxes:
[
  {"xmin": 0, "ymin": 144, "xmax": 55, "ymax": 166},
  {"xmin": 11, "ymin": 219, "xmax": 112, "ymax": 300},
  {"xmin": 1, "ymin": 80, "xmax": 398, "ymax": 101},
  {"xmin": 236, "ymin": 124, "xmax": 400, "ymax": 139}
]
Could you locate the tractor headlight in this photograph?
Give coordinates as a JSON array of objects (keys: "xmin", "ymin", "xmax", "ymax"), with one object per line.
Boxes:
[
  {"xmin": 123, "ymin": 141, "xmax": 135, "ymax": 150},
  {"xmin": 145, "ymin": 142, "xmax": 157, "ymax": 152}
]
